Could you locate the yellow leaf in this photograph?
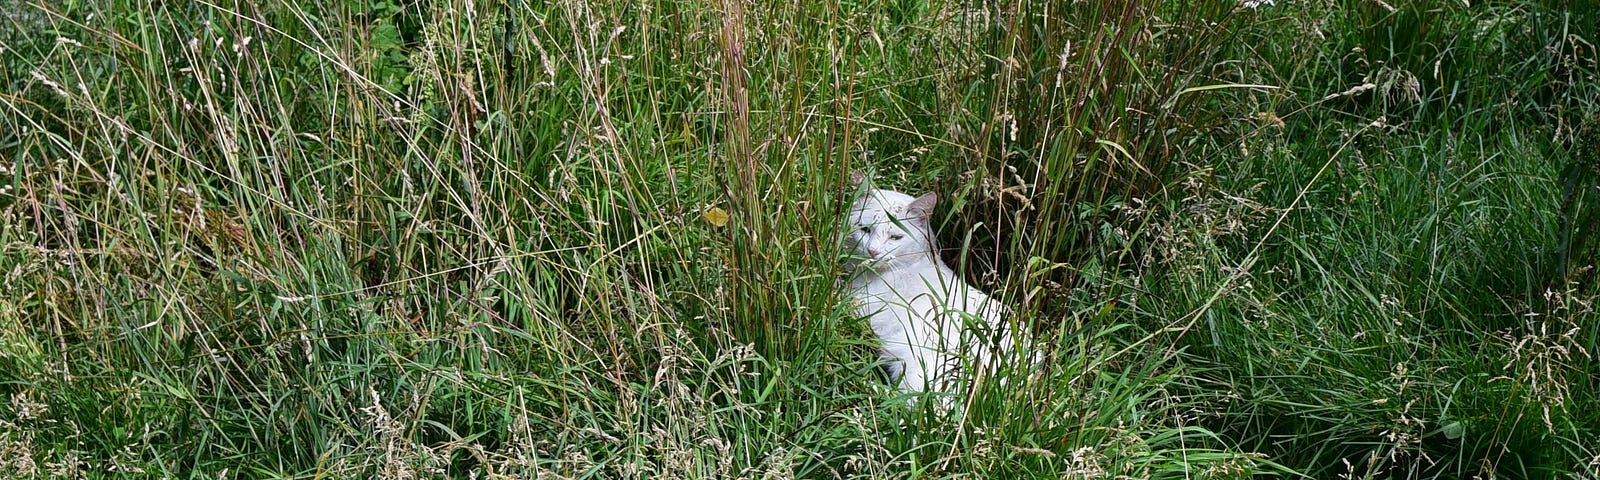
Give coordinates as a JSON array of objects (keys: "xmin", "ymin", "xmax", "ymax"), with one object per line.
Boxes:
[{"xmin": 702, "ymin": 207, "xmax": 729, "ymax": 227}]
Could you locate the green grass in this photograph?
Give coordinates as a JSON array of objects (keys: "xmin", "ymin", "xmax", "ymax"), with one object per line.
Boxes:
[{"xmin": 1, "ymin": 0, "xmax": 1595, "ymax": 478}]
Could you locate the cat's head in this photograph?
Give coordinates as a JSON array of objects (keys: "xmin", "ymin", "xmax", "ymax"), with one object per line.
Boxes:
[{"xmin": 847, "ymin": 189, "xmax": 938, "ymax": 268}]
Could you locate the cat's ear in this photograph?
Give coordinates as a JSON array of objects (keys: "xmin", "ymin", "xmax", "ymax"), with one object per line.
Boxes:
[{"xmin": 906, "ymin": 192, "xmax": 937, "ymax": 222}]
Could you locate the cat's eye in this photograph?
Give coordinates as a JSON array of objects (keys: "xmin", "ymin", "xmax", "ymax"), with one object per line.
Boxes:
[
  {"xmin": 859, "ymin": 226, "xmax": 871, "ymax": 233},
  {"xmin": 889, "ymin": 234, "xmax": 905, "ymax": 240}
]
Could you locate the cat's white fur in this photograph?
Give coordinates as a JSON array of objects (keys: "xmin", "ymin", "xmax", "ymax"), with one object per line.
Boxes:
[{"xmin": 846, "ymin": 188, "xmax": 1019, "ymax": 397}]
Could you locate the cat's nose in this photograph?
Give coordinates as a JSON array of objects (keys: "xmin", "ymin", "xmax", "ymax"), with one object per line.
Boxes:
[{"xmin": 867, "ymin": 247, "xmax": 881, "ymax": 257}]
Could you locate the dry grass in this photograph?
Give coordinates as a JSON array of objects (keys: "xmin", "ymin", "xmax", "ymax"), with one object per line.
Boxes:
[{"xmin": 0, "ymin": 0, "xmax": 1595, "ymax": 478}]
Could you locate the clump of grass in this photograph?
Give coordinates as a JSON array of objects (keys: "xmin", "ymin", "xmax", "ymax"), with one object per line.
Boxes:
[
  {"xmin": 2, "ymin": 0, "xmax": 1595, "ymax": 478},
  {"xmin": 1145, "ymin": 1, "xmax": 1600, "ymax": 477},
  {"xmin": 0, "ymin": 0, "xmax": 1276, "ymax": 477}
]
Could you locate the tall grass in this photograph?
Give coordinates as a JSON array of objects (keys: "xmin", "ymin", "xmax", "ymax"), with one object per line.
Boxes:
[
  {"xmin": 1, "ymin": 0, "xmax": 1595, "ymax": 478},
  {"xmin": 1149, "ymin": 1, "xmax": 1600, "ymax": 477}
]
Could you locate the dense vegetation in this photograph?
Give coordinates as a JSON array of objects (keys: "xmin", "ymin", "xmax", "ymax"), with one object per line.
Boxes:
[{"xmin": 2, "ymin": 0, "xmax": 1596, "ymax": 477}]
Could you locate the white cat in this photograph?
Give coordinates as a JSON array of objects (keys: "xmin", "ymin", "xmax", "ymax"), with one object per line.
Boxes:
[{"xmin": 845, "ymin": 188, "xmax": 1021, "ymax": 399}]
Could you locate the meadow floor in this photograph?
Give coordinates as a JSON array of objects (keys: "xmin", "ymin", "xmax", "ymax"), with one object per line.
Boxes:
[{"xmin": 2, "ymin": 0, "xmax": 1598, "ymax": 478}]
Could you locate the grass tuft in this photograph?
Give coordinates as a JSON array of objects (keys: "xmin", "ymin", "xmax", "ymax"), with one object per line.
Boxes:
[{"xmin": 1, "ymin": 0, "xmax": 1595, "ymax": 478}]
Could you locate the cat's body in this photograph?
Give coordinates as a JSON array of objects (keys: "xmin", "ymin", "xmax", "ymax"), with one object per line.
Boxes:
[{"xmin": 846, "ymin": 189, "xmax": 1019, "ymax": 395}]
